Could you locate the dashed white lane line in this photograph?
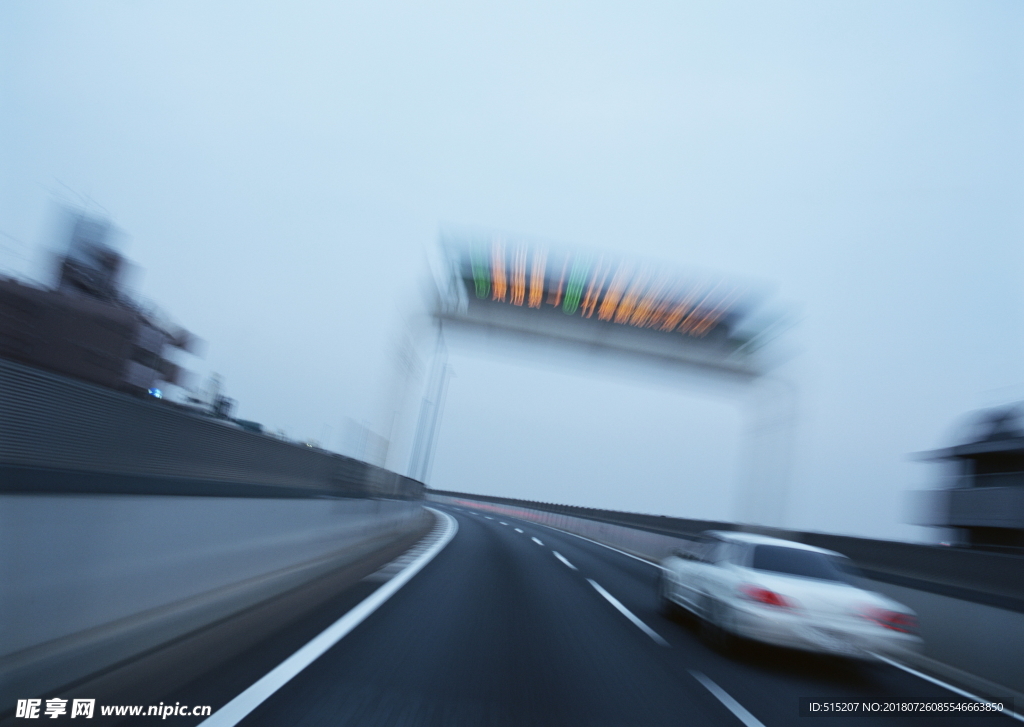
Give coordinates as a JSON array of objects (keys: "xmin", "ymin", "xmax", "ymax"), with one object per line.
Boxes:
[
  {"xmin": 531, "ymin": 537, "xmax": 544, "ymax": 546},
  {"xmin": 690, "ymin": 671, "xmax": 764, "ymax": 727},
  {"xmin": 485, "ymin": 516, "xmax": 493, "ymax": 520},
  {"xmin": 871, "ymin": 653, "xmax": 1024, "ymax": 722},
  {"xmin": 198, "ymin": 509, "xmax": 458, "ymax": 727},
  {"xmin": 531, "ymin": 522, "xmax": 660, "ymax": 568},
  {"xmin": 553, "ymin": 551, "xmax": 577, "ymax": 570},
  {"xmin": 500, "ymin": 522, "xmax": 508, "ymax": 526},
  {"xmin": 586, "ymin": 579, "xmax": 669, "ymax": 647},
  {"xmin": 514, "ymin": 528, "xmax": 524, "ymax": 533}
]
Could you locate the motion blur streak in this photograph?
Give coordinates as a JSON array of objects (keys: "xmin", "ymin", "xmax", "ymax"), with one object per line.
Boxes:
[
  {"xmin": 511, "ymin": 244, "xmax": 527, "ymax": 307},
  {"xmin": 528, "ymin": 249, "xmax": 547, "ymax": 309},
  {"xmin": 490, "ymin": 239, "xmax": 507, "ymax": 302},
  {"xmin": 597, "ymin": 262, "xmax": 631, "ymax": 321},
  {"xmin": 548, "ymin": 255, "xmax": 568, "ymax": 307},
  {"xmin": 580, "ymin": 256, "xmax": 606, "ymax": 318},
  {"xmin": 563, "ymin": 252, "xmax": 591, "ymax": 315}
]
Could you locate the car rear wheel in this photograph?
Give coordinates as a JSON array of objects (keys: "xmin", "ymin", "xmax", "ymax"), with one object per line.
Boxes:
[
  {"xmin": 699, "ymin": 597, "xmax": 739, "ymax": 655},
  {"xmin": 658, "ymin": 572, "xmax": 679, "ymax": 617}
]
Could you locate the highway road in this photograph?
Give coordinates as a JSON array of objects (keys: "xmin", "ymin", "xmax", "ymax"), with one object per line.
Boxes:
[{"xmin": 156, "ymin": 505, "xmax": 1014, "ymax": 726}]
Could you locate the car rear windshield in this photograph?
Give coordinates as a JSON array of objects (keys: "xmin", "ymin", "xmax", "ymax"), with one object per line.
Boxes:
[{"xmin": 751, "ymin": 545, "xmax": 853, "ymax": 583}]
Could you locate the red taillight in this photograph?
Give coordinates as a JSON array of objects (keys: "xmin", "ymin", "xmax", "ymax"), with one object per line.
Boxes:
[
  {"xmin": 739, "ymin": 584, "xmax": 795, "ymax": 608},
  {"xmin": 863, "ymin": 608, "xmax": 918, "ymax": 634}
]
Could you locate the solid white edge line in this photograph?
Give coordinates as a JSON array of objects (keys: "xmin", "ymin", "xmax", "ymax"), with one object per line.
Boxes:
[
  {"xmin": 197, "ymin": 508, "xmax": 458, "ymax": 727},
  {"xmin": 586, "ymin": 578, "xmax": 669, "ymax": 647},
  {"xmin": 690, "ymin": 670, "xmax": 766, "ymax": 727},
  {"xmin": 553, "ymin": 551, "xmax": 577, "ymax": 570},
  {"xmin": 870, "ymin": 653, "xmax": 1024, "ymax": 723},
  {"xmin": 531, "ymin": 537, "xmax": 544, "ymax": 546}
]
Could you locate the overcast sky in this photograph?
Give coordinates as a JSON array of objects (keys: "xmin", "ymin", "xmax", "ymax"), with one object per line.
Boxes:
[{"xmin": 2, "ymin": 1, "xmax": 1021, "ymax": 541}]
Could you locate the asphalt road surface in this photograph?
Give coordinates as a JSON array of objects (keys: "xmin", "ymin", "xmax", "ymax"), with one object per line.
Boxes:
[{"xmin": 160, "ymin": 505, "xmax": 1015, "ymax": 727}]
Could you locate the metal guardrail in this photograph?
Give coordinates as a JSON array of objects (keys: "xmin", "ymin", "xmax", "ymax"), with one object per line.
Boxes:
[{"xmin": 0, "ymin": 356, "xmax": 422, "ymax": 499}]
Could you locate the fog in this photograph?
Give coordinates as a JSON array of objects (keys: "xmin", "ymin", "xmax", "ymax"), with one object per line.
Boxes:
[{"xmin": 2, "ymin": 0, "xmax": 1021, "ymax": 541}]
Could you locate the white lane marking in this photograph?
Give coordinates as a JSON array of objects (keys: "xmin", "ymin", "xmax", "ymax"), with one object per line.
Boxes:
[
  {"xmin": 531, "ymin": 537, "xmax": 544, "ymax": 546},
  {"xmin": 553, "ymin": 551, "xmax": 577, "ymax": 570},
  {"xmin": 485, "ymin": 516, "xmax": 493, "ymax": 520},
  {"xmin": 198, "ymin": 509, "xmax": 458, "ymax": 727},
  {"xmin": 689, "ymin": 671, "xmax": 765, "ymax": 727},
  {"xmin": 500, "ymin": 522, "xmax": 508, "ymax": 526},
  {"xmin": 871, "ymin": 653, "xmax": 1024, "ymax": 722},
  {"xmin": 533, "ymin": 523, "xmax": 660, "ymax": 567},
  {"xmin": 514, "ymin": 528, "xmax": 524, "ymax": 533},
  {"xmin": 587, "ymin": 579, "xmax": 669, "ymax": 647}
]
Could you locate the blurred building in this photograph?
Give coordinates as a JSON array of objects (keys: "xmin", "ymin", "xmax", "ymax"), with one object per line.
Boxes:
[
  {"xmin": 0, "ymin": 213, "xmax": 196, "ymax": 396},
  {"xmin": 922, "ymin": 406, "xmax": 1024, "ymax": 551}
]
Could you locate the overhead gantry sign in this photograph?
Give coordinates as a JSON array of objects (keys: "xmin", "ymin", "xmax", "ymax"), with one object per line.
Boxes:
[
  {"xmin": 407, "ymin": 234, "xmax": 793, "ymax": 528},
  {"xmin": 436, "ymin": 237, "xmax": 770, "ymax": 380}
]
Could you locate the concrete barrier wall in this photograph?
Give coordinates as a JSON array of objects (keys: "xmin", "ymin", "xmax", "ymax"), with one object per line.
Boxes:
[
  {"xmin": 0, "ymin": 357, "xmax": 421, "ymax": 499},
  {"xmin": 431, "ymin": 493, "xmax": 1024, "ymax": 702},
  {"xmin": 0, "ymin": 357, "xmax": 432, "ymax": 712},
  {"xmin": 0, "ymin": 495, "xmax": 428, "ymax": 710}
]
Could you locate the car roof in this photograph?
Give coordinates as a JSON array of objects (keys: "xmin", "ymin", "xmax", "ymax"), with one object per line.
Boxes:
[{"xmin": 703, "ymin": 530, "xmax": 843, "ymax": 557}]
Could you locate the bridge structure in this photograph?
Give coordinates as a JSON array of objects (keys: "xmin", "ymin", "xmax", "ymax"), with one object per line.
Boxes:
[{"xmin": 405, "ymin": 233, "xmax": 795, "ymax": 527}]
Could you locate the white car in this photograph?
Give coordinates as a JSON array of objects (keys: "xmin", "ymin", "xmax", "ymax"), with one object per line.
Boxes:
[{"xmin": 659, "ymin": 530, "xmax": 923, "ymax": 659}]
